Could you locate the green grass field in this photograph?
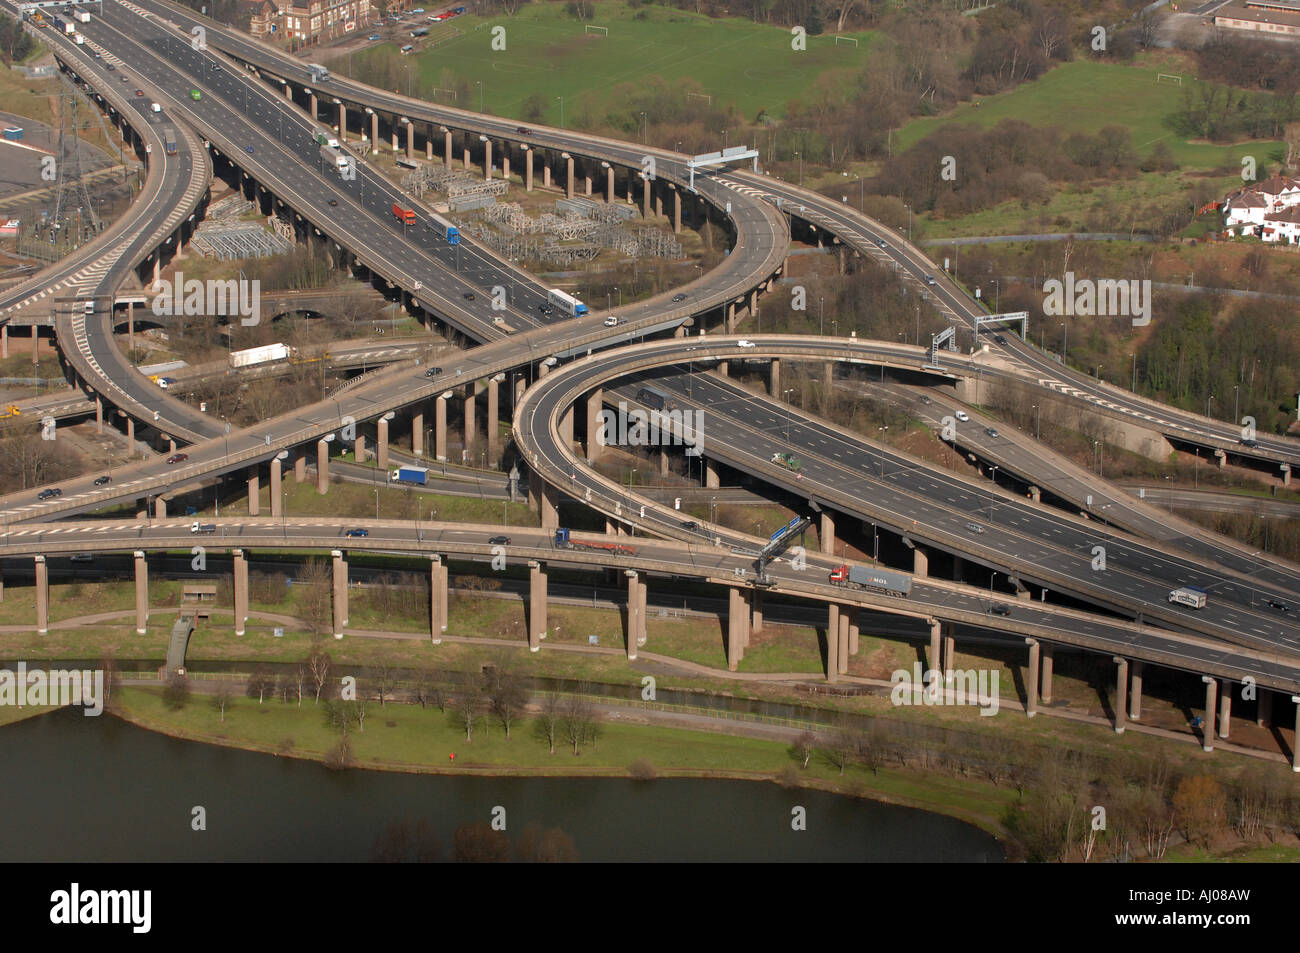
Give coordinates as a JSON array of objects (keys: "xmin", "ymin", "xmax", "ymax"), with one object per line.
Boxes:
[
  {"xmin": 897, "ymin": 60, "xmax": 1283, "ymax": 170},
  {"xmin": 361, "ymin": 1, "xmax": 874, "ymax": 125}
]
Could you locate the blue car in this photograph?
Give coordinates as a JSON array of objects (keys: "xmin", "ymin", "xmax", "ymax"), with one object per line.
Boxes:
[
  {"xmin": 368, "ymin": 33, "xmax": 381, "ymax": 40},
  {"xmin": 346, "ymin": 528, "xmax": 369, "ymax": 538}
]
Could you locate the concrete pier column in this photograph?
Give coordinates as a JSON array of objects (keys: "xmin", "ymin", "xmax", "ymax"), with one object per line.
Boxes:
[
  {"xmin": 270, "ymin": 457, "xmax": 282, "ymax": 517},
  {"xmin": 584, "ymin": 174, "xmax": 592, "ymax": 195},
  {"xmin": 1113, "ymin": 657, "xmax": 1128, "ymax": 733},
  {"xmin": 95, "ymin": 395, "xmax": 103, "ymax": 434},
  {"xmin": 412, "ymin": 408, "xmax": 425, "ymax": 456},
  {"xmin": 134, "ymin": 551, "xmax": 148, "ymax": 635},
  {"xmin": 768, "ymin": 358, "xmax": 780, "ymax": 395},
  {"xmin": 625, "ymin": 570, "xmax": 645, "ymax": 660},
  {"xmin": 429, "ymin": 555, "xmax": 446, "ymax": 643},
  {"xmin": 462, "ymin": 145, "xmax": 471, "ymax": 169},
  {"xmin": 1219, "ymin": 680, "xmax": 1232, "ymax": 740},
  {"xmin": 233, "ymin": 548, "xmax": 248, "ymax": 637},
  {"xmin": 704, "ymin": 458, "xmax": 720, "ymax": 489},
  {"xmin": 819, "ymin": 511, "xmax": 835, "ymax": 555},
  {"xmin": 673, "ymin": 189, "xmax": 681, "ymax": 233},
  {"xmin": 1281, "ymin": 464, "xmax": 1291, "ymax": 487},
  {"xmin": 566, "ymin": 154, "xmax": 574, "ymax": 198},
  {"xmin": 943, "ymin": 625, "xmax": 956, "ymax": 682},
  {"xmin": 585, "ymin": 387, "xmax": 604, "ymax": 460},
  {"xmin": 825, "ymin": 603, "xmax": 839, "ymax": 683},
  {"xmin": 126, "ymin": 417, "xmax": 135, "ymax": 453},
  {"xmin": 605, "ymin": 164, "xmax": 614, "ymax": 202},
  {"xmin": 1202, "ymin": 676, "xmax": 1217, "ymax": 751},
  {"xmin": 543, "ymin": 163, "xmax": 551, "ymax": 190},
  {"xmin": 725, "ymin": 302, "xmax": 735, "ymax": 333},
  {"xmin": 247, "ymin": 468, "xmax": 260, "ymax": 516},
  {"xmin": 483, "ymin": 138, "xmax": 492, "ymax": 179},
  {"xmin": 463, "ymin": 384, "xmax": 477, "ymax": 452},
  {"xmin": 1041, "ymin": 642, "xmax": 1054, "ymax": 703},
  {"xmin": 156, "ymin": 497, "xmax": 167, "ymax": 519},
  {"xmin": 308, "ymin": 93, "xmax": 317, "ymax": 119},
  {"xmin": 1025, "ymin": 638, "xmax": 1039, "ymax": 717},
  {"xmin": 1291, "ymin": 696, "xmax": 1300, "ymax": 772},
  {"xmin": 444, "ymin": 128, "xmax": 453, "ymax": 167},
  {"xmin": 294, "ymin": 453, "xmax": 307, "ymax": 483},
  {"xmin": 1130, "ymin": 660, "xmax": 1143, "ymax": 721},
  {"xmin": 913, "ymin": 546, "xmax": 928, "ymax": 577},
  {"xmin": 34, "ymin": 555, "xmax": 48, "ymax": 635},
  {"xmin": 377, "ymin": 417, "xmax": 390, "ymax": 471},
  {"xmin": 435, "ymin": 393, "xmax": 449, "ymax": 462},
  {"xmin": 524, "ymin": 147, "xmax": 533, "ymax": 191},
  {"xmin": 836, "ymin": 606, "xmax": 849, "ymax": 675},
  {"xmin": 405, "ymin": 120, "xmax": 414, "ymax": 159},
  {"xmin": 370, "ymin": 111, "xmax": 380, "ymax": 150},
  {"xmin": 728, "ymin": 587, "xmax": 749, "ymax": 672},
  {"xmin": 338, "ymin": 102, "xmax": 346, "ymax": 141},
  {"xmin": 1, "ymin": 323, "xmax": 7, "ymax": 359},
  {"xmin": 642, "ymin": 174, "xmax": 651, "ymax": 217},
  {"xmin": 751, "ymin": 591, "xmax": 763, "ymax": 635},
  {"xmin": 332, "ymin": 550, "xmax": 348, "ymax": 638},
  {"xmin": 502, "ymin": 154, "xmax": 510, "ymax": 180},
  {"xmin": 487, "ymin": 376, "xmax": 500, "ymax": 460},
  {"xmin": 528, "ymin": 560, "xmax": 546, "ymax": 651},
  {"xmin": 316, "ymin": 438, "xmax": 330, "ymax": 493},
  {"xmin": 929, "ymin": 619, "xmax": 942, "ymax": 675},
  {"xmin": 1259, "ymin": 689, "xmax": 1273, "ymax": 727}
]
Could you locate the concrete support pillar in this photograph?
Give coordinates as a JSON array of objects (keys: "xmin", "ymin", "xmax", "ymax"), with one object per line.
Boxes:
[
  {"xmin": 316, "ymin": 438, "xmax": 330, "ymax": 493},
  {"xmin": 294, "ymin": 453, "xmax": 307, "ymax": 483},
  {"xmin": 584, "ymin": 174, "xmax": 592, "ymax": 196},
  {"xmin": 429, "ymin": 555, "xmax": 446, "ymax": 643},
  {"xmin": 642, "ymin": 174, "xmax": 651, "ymax": 217},
  {"xmin": 626, "ymin": 571, "xmax": 645, "ymax": 660},
  {"xmin": 435, "ymin": 394, "xmax": 448, "ymax": 462},
  {"xmin": 1025, "ymin": 638, "xmax": 1039, "ymax": 717},
  {"xmin": 1202, "ymin": 676, "xmax": 1217, "ymax": 751},
  {"xmin": 1028, "ymin": 486, "xmax": 1041, "ymax": 503},
  {"xmin": 528, "ymin": 560, "xmax": 546, "ymax": 651},
  {"xmin": 1219, "ymin": 680, "xmax": 1232, "ymax": 740},
  {"xmin": 412, "ymin": 408, "xmax": 425, "ymax": 456},
  {"xmin": 270, "ymin": 457, "xmax": 282, "ymax": 517},
  {"xmin": 566, "ymin": 155, "xmax": 574, "ymax": 198},
  {"xmin": 657, "ymin": 447, "xmax": 668, "ymax": 475},
  {"xmin": 819, "ymin": 511, "xmax": 835, "ymax": 555},
  {"xmin": 525, "ymin": 148, "xmax": 534, "ymax": 191},
  {"xmin": 233, "ymin": 548, "xmax": 248, "ymax": 637},
  {"xmin": 585, "ymin": 387, "xmax": 604, "ymax": 460},
  {"xmin": 502, "ymin": 154, "xmax": 510, "ymax": 180},
  {"xmin": 942, "ymin": 625, "xmax": 956, "ymax": 681},
  {"xmin": 543, "ymin": 163, "xmax": 552, "ymax": 190},
  {"xmin": 1041, "ymin": 642, "xmax": 1054, "ymax": 704},
  {"xmin": 1113, "ymin": 657, "xmax": 1128, "ymax": 734},
  {"xmin": 836, "ymin": 606, "xmax": 849, "ymax": 675},
  {"xmin": 156, "ymin": 497, "xmax": 167, "ymax": 519},
  {"xmin": 338, "ymin": 102, "xmax": 346, "ymax": 141},
  {"xmin": 1259, "ymin": 689, "xmax": 1273, "ymax": 727},
  {"xmin": 463, "ymin": 384, "xmax": 477, "ymax": 452},
  {"xmin": 1129, "ymin": 660, "xmax": 1143, "ymax": 721},
  {"xmin": 444, "ymin": 128, "xmax": 453, "ymax": 167},
  {"xmin": 751, "ymin": 591, "xmax": 763, "ymax": 635},
  {"xmin": 487, "ymin": 377, "xmax": 500, "ymax": 460},
  {"xmin": 605, "ymin": 165, "xmax": 614, "ymax": 202},
  {"xmin": 912, "ymin": 546, "xmax": 928, "ymax": 577},
  {"xmin": 370, "ymin": 112, "xmax": 379, "ymax": 150},
  {"xmin": 34, "ymin": 555, "xmax": 48, "ymax": 634},
  {"xmin": 929, "ymin": 619, "xmax": 941, "ymax": 675},
  {"xmin": 483, "ymin": 138, "xmax": 492, "ymax": 179},
  {"xmin": 405, "ymin": 121, "xmax": 414, "ymax": 159},
  {"xmin": 247, "ymin": 468, "xmax": 260, "ymax": 516},
  {"xmin": 725, "ymin": 302, "xmax": 735, "ymax": 333},
  {"xmin": 768, "ymin": 358, "xmax": 780, "ymax": 395},
  {"xmin": 1, "ymin": 323, "xmax": 7, "ymax": 359},
  {"xmin": 332, "ymin": 550, "xmax": 348, "ymax": 638},
  {"xmin": 95, "ymin": 395, "xmax": 103, "ymax": 434},
  {"xmin": 825, "ymin": 603, "xmax": 839, "ymax": 683},
  {"xmin": 134, "ymin": 550, "xmax": 148, "ymax": 635},
  {"xmin": 728, "ymin": 587, "xmax": 749, "ymax": 672},
  {"xmin": 704, "ymin": 458, "xmax": 720, "ymax": 489},
  {"xmin": 126, "ymin": 417, "xmax": 135, "ymax": 452},
  {"xmin": 308, "ymin": 92, "xmax": 317, "ymax": 119},
  {"xmin": 377, "ymin": 417, "xmax": 390, "ymax": 471},
  {"xmin": 673, "ymin": 189, "xmax": 681, "ymax": 233}
]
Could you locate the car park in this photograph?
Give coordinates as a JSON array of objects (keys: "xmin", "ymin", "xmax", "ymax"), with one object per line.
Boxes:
[
  {"xmin": 37, "ymin": 488, "xmax": 62, "ymax": 500},
  {"xmin": 167, "ymin": 452, "xmax": 188, "ymax": 464},
  {"xmin": 93, "ymin": 475, "xmax": 111, "ymax": 486},
  {"xmin": 954, "ymin": 410, "xmax": 970, "ymax": 422},
  {"xmin": 345, "ymin": 528, "xmax": 369, "ymax": 538},
  {"xmin": 488, "ymin": 535, "xmax": 511, "ymax": 545}
]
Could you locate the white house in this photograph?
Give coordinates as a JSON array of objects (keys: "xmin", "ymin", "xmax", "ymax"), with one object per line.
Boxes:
[
  {"xmin": 1261, "ymin": 205, "xmax": 1300, "ymax": 244},
  {"xmin": 1224, "ymin": 173, "xmax": 1300, "ymax": 239}
]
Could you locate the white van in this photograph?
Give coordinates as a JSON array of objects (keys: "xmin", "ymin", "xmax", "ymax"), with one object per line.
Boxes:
[{"xmin": 151, "ymin": 102, "xmax": 161, "ymax": 113}]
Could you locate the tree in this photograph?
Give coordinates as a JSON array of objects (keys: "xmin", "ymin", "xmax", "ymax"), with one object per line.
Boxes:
[
  {"xmin": 562, "ymin": 693, "xmax": 594, "ymax": 755},
  {"xmin": 211, "ymin": 686, "xmax": 233, "ymax": 723},
  {"xmin": 372, "ymin": 817, "xmax": 441, "ymax": 862},
  {"xmin": 246, "ymin": 666, "xmax": 275, "ymax": 704},
  {"xmin": 483, "ymin": 660, "xmax": 527, "ymax": 740},
  {"xmin": 822, "ymin": 718, "xmax": 862, "ymax": 776},
  {"xmin": 413, "ymin": 668, "xmax": 443, "ymax": 711},
  {"xmin": 371, "ymin": 664, "xmax": 398, "ymax": 707},
  {"xmin": 294, "ymin": 664, "xmax": 306, "ymax": 707},
  {"xmin": 451, "ymin": 822, "xmax": 511, "ymax": 862},
  {"xmin": 324, "ymin": 698, "xmax": 361, "ymax": 738},
  {"xmin": 162, "ymin": 675, "xmax": 190, "ymax": 711},
  {"xmin": 307, "ymin": 649, "xmax": 331, "ymax": 704},
  {"xmin": 297, "ymin": 558, "xmax": 334, "ymax": 638},
  {"xmin": 537, "ymin": 692, "xmax": 562, "ymax": 754},
  {"xmin": 792, "ymin": 731, "xmax": 817, "ymax": 769},
  {"xmin": 452, "ymin": 688, "xmax": 482, "ymax": 742},
  {"xmin": 1172, "ymin": 775, "xmax": 1227, "ymax": 847},
  {"xmin": 514, "ymin": 822, "xmax": 579, "ymax": 862}
]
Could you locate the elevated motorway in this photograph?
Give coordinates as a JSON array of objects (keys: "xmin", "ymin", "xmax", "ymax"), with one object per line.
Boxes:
[
  {"xmin": 5, "ymin": 517, "xmax": 1300, "ymax": 698},
  {"xmin": 512, "ymin": 335, "xmax": 1300, "ymax": 655}
]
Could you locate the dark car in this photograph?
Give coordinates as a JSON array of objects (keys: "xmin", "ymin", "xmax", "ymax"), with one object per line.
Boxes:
[
  {"xmin": 515, "ymin": 126, "xmax": 532, "ymax": 135},
  {"xmin": 424, "ymin": 366, "xmax": 442, "ymax": 378},
  {"xmin": 876, "ymin": 238, "xmax": 888, "ymax": 248},
  {"xmin": 345, "ymin": 528, "xmax": 369, "ymax": 538},
  {"xmin": 488, "ymin": 535, "xmax": 511, "ymax": 545},
  {"xmin": 135, "ymin": 89, "xmax": 145, "ymax": 96},
  {"xmin": 328, "ymin": 198, "xmax": 338, "ymax": 207},
  {"xmin": 984, "ymin": 427, "xmax": 999, "ymax": 438},
  {"xmin": 105, "ymin": 64, "xmax": 115, "ymax": 71},
  {"xmin": 245, "ymin": 145, "xmax": 255, "ymax": 154},
  {"xmin": 167, "ymin": 452, "xmax": 189, "ymax": 464},
  {"xmin": 537, "ymin": 304, "xmax": 553, "ymax": 316},
  {"xmin": 70, "ymin": 553, "xmax": 94, "ymax": 563},
  {"xmin": 994, "ymin": 334, "xmax": 1007, "ymax": 344},
  {"xmin": 93, "ymin": 475, "xmax": 111, "ymax": 486},
  {"xmin": 680, "ymin": 520, "xmax": 699, "ymax": 530},
  {"xmin": 1269, "ymin": 599, "xmax": 1290, "ymax": 612},
  {"xmin": 37, "ymin": 487, "xmax": 62, "ymax": 500},
  {"xmin": 989, "ymin": 605, "xmax": 1012, "ymax": 617},
  {"xmin": 672, "ymin": 293, "xmax": 688, "ymax": 302},
  {"xmin": 463, "ymin": 292, "xmax": 475, "ymax": 301},
  {"xmin": 1240, "ymin": 437, "xmax": 1259, "ymax": 448}
]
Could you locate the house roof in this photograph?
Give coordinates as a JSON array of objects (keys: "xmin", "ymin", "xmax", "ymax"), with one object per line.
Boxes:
[{"xmin": 1264, "ymin": 205, "xmax": 1300, "ymax": 224}]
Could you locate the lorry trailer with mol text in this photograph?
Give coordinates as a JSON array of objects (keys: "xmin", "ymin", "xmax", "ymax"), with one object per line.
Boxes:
[{"xmin": 829, "ymin": 564, "xmax": 912, "ymax": 598}]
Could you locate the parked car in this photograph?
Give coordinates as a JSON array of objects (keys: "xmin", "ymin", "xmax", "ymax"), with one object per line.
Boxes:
[
  {"xmin": 345, "ymin": 528, "xmax": 369, "ymax": 538},
  {"xmin": 93, "ymin": 475, "xmax": 111, "ymax": 486},
  {"xmin": 167, "ymin": 452, "xmax": 188, "ymax": 464},
  {"xmin": 37, "ymin": 487, "xmax": 62, "ymax": 500},
  {"xmin": 488, "ymin": 535, "xmax": 511, "ymax": 545}
]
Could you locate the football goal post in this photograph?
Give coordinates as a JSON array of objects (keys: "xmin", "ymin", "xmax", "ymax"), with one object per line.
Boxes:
[
  {"xmin": 834, "ymin": 35, "xmax": 859, "ymax": 47},
  {"xmin": 585, "ymin": 25, "xmax": 608, "ymax": 37},
  {"xmin": 1157, "ymin": 73, "xmax": 1182, "ymax": 86}
]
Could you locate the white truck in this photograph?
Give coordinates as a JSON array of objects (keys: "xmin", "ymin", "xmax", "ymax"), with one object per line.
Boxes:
[
  {"xmin": 1168, "ymin": 586, "xmax": 1208, "ymax": 610},
  {"xmin": 229, "ymin": 343, "xmax": 295, "ymax": 369},
  {"xmin": 76, "ymin": 11, "xmax": 91, "ymax": 23}
]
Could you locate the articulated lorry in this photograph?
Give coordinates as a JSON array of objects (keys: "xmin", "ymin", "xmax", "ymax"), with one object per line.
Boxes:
[
  {"xmin": 829, "ymin": 564, "xmax": 912, "ymax": 598},
  {"xmin": 319, "ymin": 144, "xmax": 348, "ymax": 172},
  {"xmin": 390, "ymin": 466, "xmax": 430, "ymax": 485},
  {"xmin": 229, "ymin": 343, "xmax": 295, "ymax": 369},
  {"xmin": 1168, "ymin": 586, "xmax": 1208, "ymax": 609}
]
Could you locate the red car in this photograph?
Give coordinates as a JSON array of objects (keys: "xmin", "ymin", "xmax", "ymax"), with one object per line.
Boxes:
[{"xmin": 166, "ymin": 452, "xmax": 188, "ymax": 464}]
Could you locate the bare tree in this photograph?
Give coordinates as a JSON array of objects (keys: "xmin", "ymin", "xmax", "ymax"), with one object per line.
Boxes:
[
  {"xmin": 792, "ymin": 730, "xmax": 817, "ymax": 769},
  {"xmin": 451, "ymin": 822, "xmax": 510, "ymax": 862},
  {"xmin": 211, "ymin": 686, "xmax": 233, "ymax": 723},
  {"xmin": 162, "ymin": 675, "xmax": 190, "ymax": 711},
  {"xmin": 483, "ymin": 660, "xmax": 527, "ymax": 740},
  {"xmin": 307, "ymin": 649, "xmax": 331, "ymax": 704},
  {"xmin": 413, "ymin": 668, "xmax": 443, "ymax": 711},
  {"xmin": 371, "ymin": 664, "xmax": 398, "ymax": 707},
  {"xmin": 297, "ymin": 558, "xmax": 334, "ymax": 638},
  {"xmin": 294, "ymin": 663, "xmax": 306, "ymax": 707},
  {"xmin": 452, "ymin": 688, "xmax": 483, "ymax": 742},
  {"xmin": 246, "ymin": 666, "xmax": 275, "ymax": 704},
  {"xmin": 537, "ymin": 693, "xmax": 562, "ymax": 754},
  {"xmin": 514, "ymin": 822, "xmax": 579, "ymax": 862},
  {"xmin": 562, "ymin": 694, "xmax": 593, "ymax": 756},
  {"xmin": 372, "ymin": 817, "xmax": 441, "ymax": 862}
]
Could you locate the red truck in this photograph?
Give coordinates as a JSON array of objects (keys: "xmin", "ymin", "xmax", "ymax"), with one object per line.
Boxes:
[{"xmin": 392, "ymin": 203, "xmax": 416, "ymax": 226}]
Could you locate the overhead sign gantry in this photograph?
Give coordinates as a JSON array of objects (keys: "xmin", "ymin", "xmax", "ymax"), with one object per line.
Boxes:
[{"xmin": 686, "ymin": 146, "xmax": 759, "ymax": 192}]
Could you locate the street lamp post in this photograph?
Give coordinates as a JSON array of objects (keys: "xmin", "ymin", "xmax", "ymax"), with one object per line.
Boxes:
[
  {"xmin": 783, "ymin": 388, "xmax": 794, "ymax": 441},
  {"xmin": 1234, "ymin": 384, "xmax": 1239, "ymax": 426},
  {"xmin": 1207, "ymin": 394, "xmax": 1215, "ymax": 419},
  {"xmin": 988, "ymin": 465, "xmax": 998, "ymax": 520},
  {"xmin": 1130, "ymin": 352, "xmax": 1137, "ymax": 392}
]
